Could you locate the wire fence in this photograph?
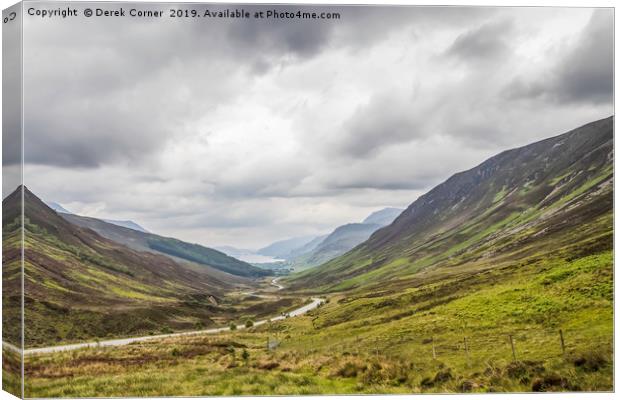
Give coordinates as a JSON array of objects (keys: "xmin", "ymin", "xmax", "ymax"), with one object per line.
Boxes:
[{"xmin": 266, "ymin": 326, "xmax": 612, "ymax": 367}]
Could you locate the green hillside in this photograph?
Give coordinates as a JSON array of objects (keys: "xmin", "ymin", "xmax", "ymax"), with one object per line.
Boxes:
[
  {"xmin": 61, "ymin": 213, "xmax": 270, "ymax": 278},
  {"xmin": 288, "ymin": 116, "xmax": 613, "ymax": 293},
  {"xmin": 3, "ymin": 188, "xmax": 279, "ymax": 347}
]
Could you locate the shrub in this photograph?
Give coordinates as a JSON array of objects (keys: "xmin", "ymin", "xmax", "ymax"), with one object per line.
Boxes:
[
  {"xmin": 229, "ymin": 322, "xmax": 237, "ymax": 331},
  {"xmin": 335, "ymin": 362, "xmax": 364, "ymax": 378},
  {"xmin": 504, "ymin": 360, "xmax": 545, "ymax": 383},
  {"xmin": 386, "ymin": 362, "xmax": 410, "ymax": 385},
  {"xmin": 420, "ymin": 369, "xmax": 453, "ymax": 389},
  {"xmin": 361, "ymin": 361, "xmax": 384, "ymax": 385},
  {"xmin": 245, "ymin": 320, "xmax": 254, "ymax": 328},
  {"xmin": 531, "ymin": 372, "xmax": 569, "ymax": 392},
  {"xmin": 420, "ymin": 376, "xmax": 434, "ymax": 388},
  {"xmin": 459, "ymin": 380, "xmax": 477, "ymax": 392},
  {"xmin": 257, "ymin": 361, "xmax": 280, "ymax": 370},
  {"xmin": 571, "ymin": 351, "xmax": 608, "ymax": 372},
  {"xmin": 433, "ymin": 369, "xmax": 453, "ymax": 384}
]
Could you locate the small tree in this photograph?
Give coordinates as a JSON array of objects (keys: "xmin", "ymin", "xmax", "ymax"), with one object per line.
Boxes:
[
  {"xmin": 227, "ymin": 345, "xmax": 237, "ymax": 367},
  {"xmin": 245, "ymin": 319, "xmax": 254, "ymax": 328},
  {"xmin": 241, "ymin": 348, "xmax": 250, "ymax": 364},
  {"xmin": 229, "ymin": 322, "xmax": 237, "ymax": 331}
]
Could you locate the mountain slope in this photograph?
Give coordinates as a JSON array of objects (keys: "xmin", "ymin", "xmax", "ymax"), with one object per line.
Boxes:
[
  {"xmin": 4, "ymin": 187, "xmax": 257, "ymax": 346},
  {"xmin": 289, "ymin": 116, "xmax": 613, "ymax": 292},
  {"xmin": 362, "ymin": 207, "xmax": 404, "ymax": 225},
  {"xmin": 286, "ymin": 234, "xmax": 328, "ymax": 259},
  {"xmin": 290, "ymin": 207, "xmax": 404, "ymax": 269},
  {"xmin": 102, "ymin": 218, "xmax": 149, "ymax": 233},
  {"xmin": 44, "ymin": 201, "xmax": 71, "ymax": 214},
  {"xmin": 298, "ymin": 223, "xmax": 381, "ymax": 267},
  {"xmin": 45, "ymin": 201, "xmax": 150, "ymax": 233},
  {"xmin": 60, "ymin": 213, "xmax": 271, "ymax": 278},
  {"xmin": 257, "ymin": 236, "xmax": 316, "ymax": 259}
]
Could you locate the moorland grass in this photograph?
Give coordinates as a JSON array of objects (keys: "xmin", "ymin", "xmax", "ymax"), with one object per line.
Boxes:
[{"xmin": 23, "ymin": 251, "xmax": 613, "ymax": 396}]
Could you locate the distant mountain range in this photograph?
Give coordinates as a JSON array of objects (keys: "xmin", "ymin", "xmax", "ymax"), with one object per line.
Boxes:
[
  {"xmin": 45, "ymin": 201, "xmax": 72, "ymax": 214},
  {"xmin": 257, "ymin": 236, "xmax": 318, "ymax": 260},
  {"xmin": 285, "ymin": 207, "xmax": 403, "ymax": 270},
  {"xmin": 45, "ymin": 201, "xmax": 149, "ymax": 233},
  {"xmin": 362, "ymin": 207, "xmax": 403, "ymax": 225},
  {"xmin": 289, "ymin": 116, "xmax": 614, "ymax": 292},
  {"xmin": 218, "ymin": 207, "xmax": 404, "ymax": 270}
]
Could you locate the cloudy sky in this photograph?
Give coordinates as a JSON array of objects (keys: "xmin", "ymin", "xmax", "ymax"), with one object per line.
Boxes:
[{"xmin": 8, "ymin": 4, "xmax": 613, "ymax": 249}]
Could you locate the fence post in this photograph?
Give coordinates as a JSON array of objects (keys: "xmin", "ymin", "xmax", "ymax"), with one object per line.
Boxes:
[
  {"xmin": 559, "ymin": 329, "xmax": 566, "ymax": 355},
  {"xmin": 432, "ymin": 336, "xmax": 436, "ymax": 360},
  {"xmin": 464, "ymin": 337, "xmax": 470, "ymax": 366},
  {"xmin": 509, "ymin": 334, "xmax": 517, "ymax": 361}
]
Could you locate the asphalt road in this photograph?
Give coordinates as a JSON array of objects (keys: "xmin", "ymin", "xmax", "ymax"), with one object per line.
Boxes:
[{"xmin": 4, "ymin": 280, "xmax": 322, "ymax": 356}]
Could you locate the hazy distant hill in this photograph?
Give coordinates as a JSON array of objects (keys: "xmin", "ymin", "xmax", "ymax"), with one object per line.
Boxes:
[
  {"xmin": 362, "ymin": 207, "xmax": 403, "ymax": 225},
  {"xmin": 45, "ymin": 201, "xmax": 149, "ymax": 233},
  {"xmin": 102, "ymin": 219, "xmax": 149, "ymax": 233},
  {"xmin": 285, "ymin": 235, "xmax": 328, "ymax": 260},
  {"xmin": 257, "ymin": 236, "xmax": 317, "ymax": 259},
  {"xmin": 45, "ymin": 201, "xmax": 72, "ymax": 214},
  {"xmin": 288, "ymin": 207, "xmax": 404, "ymax": 270},
  {"xmin": 290, "ymin": 116, "xmax": 613, "ymax": 292},
  {"xmin": 296, "ymin": 223, "xmax": 382, "ymax": 267}
]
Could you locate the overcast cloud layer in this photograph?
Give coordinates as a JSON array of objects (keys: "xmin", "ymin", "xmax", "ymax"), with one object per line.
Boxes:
[{"xmin": 12, "ymin": 4, "xmax": 613, "ymax": 248}]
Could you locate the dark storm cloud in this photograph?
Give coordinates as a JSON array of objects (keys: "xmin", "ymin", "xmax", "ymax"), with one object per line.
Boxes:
[
  {"xmin": 335, "ymin": 92, "xmax": 421, "ymax": 158},
  {"xmin": 21, "ymin": 4, "xmax": 495, "ymax": 169},
  {"xmin": 227, "ymin": 10, "xmax": 332, "ymax": 58},
  {"xmin": 328, "ymin": 176, "xmax": 434, "ymax": 191},
  {"xmin": 552, "ymin": 10, "xmax": 613, "ymax": 103},
  {"xmin": 504, "ymin": 10, "xmax": 613, "ymax": 104},
  {"xmin": 446, "ymin": 20, "xmax": 513, "ymax": 62},
  {"xmin": 21, "ymin": 4, "xmax": 339, "ymax": 168}
]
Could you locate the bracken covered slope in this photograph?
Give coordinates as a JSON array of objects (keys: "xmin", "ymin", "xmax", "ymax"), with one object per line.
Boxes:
[{"xmin": 3, "ymin": 187, "xmax": 253, "ymax": 346}]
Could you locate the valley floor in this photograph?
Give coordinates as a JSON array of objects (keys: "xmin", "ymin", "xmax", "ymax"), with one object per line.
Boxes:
[{"xmin": 19, "ymin": 250, "xmax": 613, "ymax": 396}]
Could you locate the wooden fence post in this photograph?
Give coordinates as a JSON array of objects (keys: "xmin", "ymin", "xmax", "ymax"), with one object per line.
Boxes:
[
  {"xmin": 559, "ymin": 329, "xmax": 566, "ymax": 355},
  {"xmin": 509, "ymin": 334, "xmax": 517, "ymax": 361},
  {"xmin": 432, "ymin": 336, "xmax": 436, "ymax": 360},
  {"xmin": 464, "ymin": 337, "xmax": 470, "ymax": 365}
]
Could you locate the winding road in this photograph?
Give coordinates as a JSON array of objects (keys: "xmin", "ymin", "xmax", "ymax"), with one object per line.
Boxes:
[{"xmin": 5, "ymin": 278, "xmax": 323, "ymax": 356}]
